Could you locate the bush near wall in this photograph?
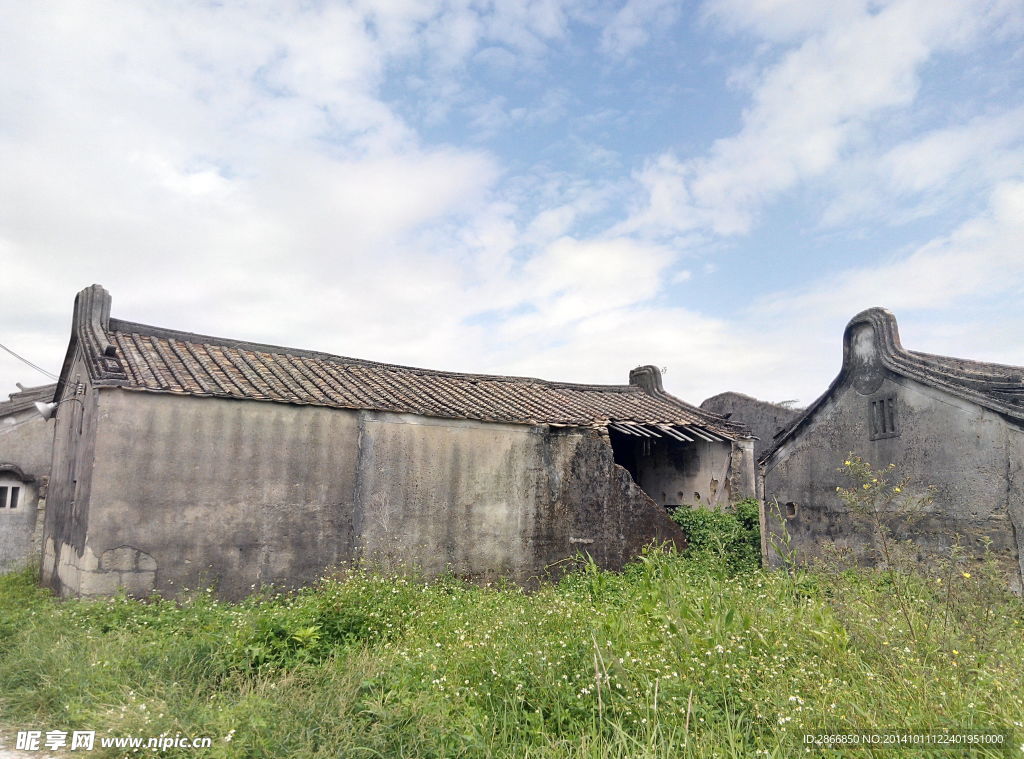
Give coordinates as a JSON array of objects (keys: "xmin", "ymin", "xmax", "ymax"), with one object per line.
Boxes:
[{"xmin": 669, "ymin": 498, "xmax": 761, "ymax": 573}]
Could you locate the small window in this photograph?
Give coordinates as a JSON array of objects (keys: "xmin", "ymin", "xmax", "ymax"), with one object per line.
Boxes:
[
  {"xmin": 785, "ymin": 501, "xmax": 798, "ymax": 518},
  {"xmin": 869, "ymin": 395, "xmax": 899, "ymax": 440},
  {"xmin": 0, "ymin": 485, "xmax": 19, "ymax": 509}
]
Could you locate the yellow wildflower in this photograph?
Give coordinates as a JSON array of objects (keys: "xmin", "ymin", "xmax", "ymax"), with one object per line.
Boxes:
[{"xmin": 962, "ymin": 571, "xmax": 971, "ymax": 579}]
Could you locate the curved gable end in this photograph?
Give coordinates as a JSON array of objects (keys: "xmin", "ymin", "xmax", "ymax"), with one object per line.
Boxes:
[
  {"xmin": 764, "ymin": 307, "xmax": 1024, "ymax": 462},
  {"xmin": 860, "ymin": 308, "xmax": 1024, "ymax": 422},
  {"xmin": 53, "ymin": 285, "xmax": 128, "ymax": 403}
]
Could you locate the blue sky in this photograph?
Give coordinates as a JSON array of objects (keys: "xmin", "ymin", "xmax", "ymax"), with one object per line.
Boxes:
[{"xmin": 1, "ymin": 0, "xmax": 1023, "ymax": 407}]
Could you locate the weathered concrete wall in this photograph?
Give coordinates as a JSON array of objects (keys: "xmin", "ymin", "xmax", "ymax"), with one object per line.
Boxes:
[
  {"xmin": 0, "ymin": 408, "xmax": 54, "ymax": 475},
  {"xmin": 634, "ymin": 439, "xmax": 734, "ymax": 508},
  {"xmin": 763, "ymin": 326, "xmax": 1023, "ymax": 592},
  {"xmin": 610, "ymin": 433, "xmax": 754, "ymax": 512},
  {"xmin": 41, "ymin": 351, "xmax": 102, "ymax": 593},
  {"xmin": 728, "ymin": 439, "xmax": 756, "ymax": 504},
  {"xmin": 0, "ymin": 473, "xmax": 40, "ymax": 572},
  {"xmin": 0, "ymin": 407, "xmax": 53, "ymax": 572},
  {"xmin": 550, "ymin": 430, "xmax": 687, "ymax": 573},
  {"xmin": 1007, "ymin": 428, "xmax": 1024, "ymax": 588},
  {"xmin": 48, "ymin": 389, "xmax": 685, "ymax": 598},
  {"xmin": 701, "ymin": 392, "xmax": 800, "ymax": 461}
]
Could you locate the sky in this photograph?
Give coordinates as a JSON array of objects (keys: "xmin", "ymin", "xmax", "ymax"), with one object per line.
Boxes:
[{"xmin": 1, "ymin": 0, "xmax": 1023, "ymax": 408}]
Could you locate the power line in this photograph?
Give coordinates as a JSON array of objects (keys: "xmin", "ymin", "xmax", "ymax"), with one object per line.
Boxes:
[{"xmin": 0, "ymin": 341, "xmax": 59, "ymax": 381}]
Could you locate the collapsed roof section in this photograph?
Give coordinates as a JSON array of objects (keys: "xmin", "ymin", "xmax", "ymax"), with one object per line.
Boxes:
[{"xmin": 56, "ymin": 285, "xmax": 746, "ymax": 439}]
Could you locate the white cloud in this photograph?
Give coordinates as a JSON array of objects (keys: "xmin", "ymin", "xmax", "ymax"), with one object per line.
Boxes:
[
  {"xmin": 523, "ymin": 182, "xmax": 620, "ymax": 244},
  {"xmin": 756, "ymin": 180, "xmax": 1024, "ymax": 319},
  {"xmin": 522, "ymin": 236, "xmax": 676, "ymax": 322},
  {"xmin": 624, "ymin": 0, "xmax": 1023, "ymax": 236},
  {"xmin": 727, "ymin": 180, "xmax": 1024, "ymax": 401},
  {"xmin": 821, "ymin": 107, "xmax": 1024, "ymax": 225},
  {"xmin": 702, "ymin": 0, "xmax": 869, "ymax": 43},
  {"xmin": 495, "ymin": 304, "xmax": 776, "ymax": 401},
  {"xmin": 0, "ymin": 0, "xmax": 716, "ymax": 396},
  {"xmin": 465, "ymin": 88, "xmax": 571, "ymax": 140},
  {"xmin": 0, "ymin": 1, "xmax": 518, "ymax": 385},
  {"xmin": 1, "ymin": 0, "xmax": 1021, "ymax": 416},
  {"xmin": 600, "ymin": 0, "xmax": 682, "ymax": 58}
]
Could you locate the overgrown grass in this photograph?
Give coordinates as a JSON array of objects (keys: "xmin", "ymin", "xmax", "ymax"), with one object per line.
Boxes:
[{"xmin": 1, "ymin": 548, "xmax": 1022, "ymax": 758}]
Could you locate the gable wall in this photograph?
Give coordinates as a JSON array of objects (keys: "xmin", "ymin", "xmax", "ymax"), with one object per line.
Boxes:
[
  {"xmin": 700, "ymin": 393, "xmax": 800, "ymax": 461},
  {"xmin": 763, "ymin": 370, "xmax": 1023, "ymax": 591},
  {"xmin": 40, "ymin": 350, "xmax": 102, "ymax": 593}
]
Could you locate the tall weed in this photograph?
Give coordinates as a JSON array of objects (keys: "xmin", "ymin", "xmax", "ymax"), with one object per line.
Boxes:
[{"xmin": 0, "ymin": 540, "xmax": 1021, "ymax": 758}]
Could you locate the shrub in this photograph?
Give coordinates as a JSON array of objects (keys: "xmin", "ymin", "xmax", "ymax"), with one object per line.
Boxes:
[{"xmin": 670, "ymin": 498, "xmax": 761, "ymax": 573}]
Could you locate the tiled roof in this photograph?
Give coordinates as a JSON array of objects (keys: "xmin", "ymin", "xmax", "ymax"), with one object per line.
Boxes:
[
  {"xmin": 902, "ymin": 349, "xmax": 1024, "ymax": 410},
  {"xmin": 104, "ymin": 319, "xmax": 739, "ymax": 435},
  {"xmin": 0, "ymin": 384, "xmax": 57, "ymax": 418},
  {"xmin": 763, "ymin": 307, "xmax": 1024, "ymax": 461},
  {"xmin": 61, "ymin": 286, "xmax": 743, "ymax": 439}
]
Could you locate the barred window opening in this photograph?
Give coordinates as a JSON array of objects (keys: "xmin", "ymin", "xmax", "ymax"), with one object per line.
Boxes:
[{"xmin": 869, "ymin": 395, "xmax": 899, "ymax": 440}]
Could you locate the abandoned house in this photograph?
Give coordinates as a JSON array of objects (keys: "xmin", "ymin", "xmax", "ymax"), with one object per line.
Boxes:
[
  {"xmin": 0, "ymin": 383, "xmax": 56, "ymax": 573},
  {"xmin": 761, "ymin": 307, "xmax": 1024, "ymax": 593},
  {"xmin": 700, "ymin": 392, "xmax": 801, "ymax": 462},
  {"xmin": 42, "ymin": 285, "xmax": 755, "ymax": 599}
]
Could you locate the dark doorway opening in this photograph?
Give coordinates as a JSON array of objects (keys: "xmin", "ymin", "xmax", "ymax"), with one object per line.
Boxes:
[
  {"xmin": 608, "ymin": 427, "xmax": 696, "ymax": 510},
  {"xmin": 608, "ymin": 428, "xmax": 642, "ymax": 484}
]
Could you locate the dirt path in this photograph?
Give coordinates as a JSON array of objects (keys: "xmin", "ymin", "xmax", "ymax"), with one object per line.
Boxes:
[
  {"xmin": 0, "ymin": 746, "xmax": 59, "ymax": 758},
  {"xmin": 0, "ymin": 730, "xmax": 62, "ymax": 759}
]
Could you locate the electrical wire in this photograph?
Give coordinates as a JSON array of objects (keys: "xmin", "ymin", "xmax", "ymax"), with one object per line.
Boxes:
[{"xmin": 0, "ymin": 340, "xmax": 59, "ymax": 380}]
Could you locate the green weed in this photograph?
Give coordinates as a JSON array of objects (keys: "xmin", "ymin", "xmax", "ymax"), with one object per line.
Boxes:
[
  {"xmin": 0, "ymin": 544, "xmax": 1021, "ymax": 758},
  {"xmin": 669, "ymin": 498, "xmax": 761, "ymax": 573}
]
